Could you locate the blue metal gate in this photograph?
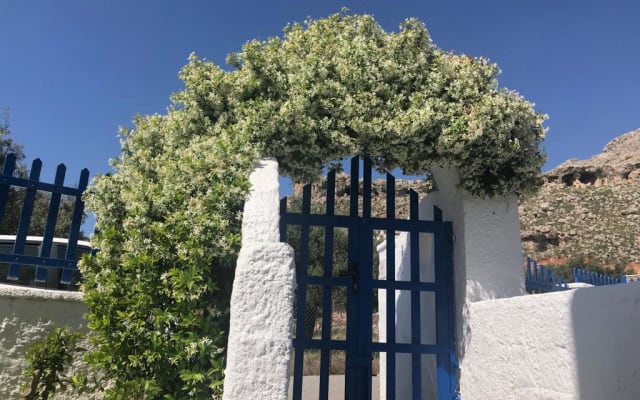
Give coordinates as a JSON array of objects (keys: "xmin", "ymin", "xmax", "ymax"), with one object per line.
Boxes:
[{"xmin": 280, "ymin": 156, "xmax": 457, "ymax": 400}]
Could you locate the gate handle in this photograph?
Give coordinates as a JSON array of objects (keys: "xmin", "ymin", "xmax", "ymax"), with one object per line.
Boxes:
[{"xmin": 350, "ymin": 261, "xmax": 359, "ymax": 294}]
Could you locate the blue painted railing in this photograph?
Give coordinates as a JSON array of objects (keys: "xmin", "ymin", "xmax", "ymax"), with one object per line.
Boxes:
[
  {"xmin": 573, "ymin": 267, "xmax": 620, "ymax": 286},
  {"xmin": 525, "ymin": 256, "xmax": 639, "ymax": 293},
  {"xmin": 621, "ymin": 274, "xmax": 640, "ymax": 283},
  {"xmin": 0, "ymin": 154, "xmax": 88, "ymax": 286},
  {"xmin": 524, "ymin": 256, "xmax": 569, "ymax": 293}
]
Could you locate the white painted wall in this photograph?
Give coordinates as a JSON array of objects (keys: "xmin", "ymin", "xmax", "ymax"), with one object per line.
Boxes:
[
  {"xmin": 0, "ymin": 284, "xmax": 87, "ymax": 399},
  {"xmin": 459, "ymin": 283, "xmax": 640, "ymax": 400},
  {"xmin": 223, "ymin": 159, "xmax": 296, "ymax": 400}
]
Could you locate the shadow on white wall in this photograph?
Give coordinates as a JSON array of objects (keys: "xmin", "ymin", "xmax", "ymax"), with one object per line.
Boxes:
[{"xmin": 572, "ymin": 284, "xmax": 640, "ymax": 399}]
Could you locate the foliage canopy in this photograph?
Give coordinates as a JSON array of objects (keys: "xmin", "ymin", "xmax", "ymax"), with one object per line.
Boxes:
[
  {"xmin": 180, "ymin": 12, "xmax": 546, "ymax": 196},
  {"xmin": 82, "ymin": 12, "xmax": 546, "ymax": 398}
]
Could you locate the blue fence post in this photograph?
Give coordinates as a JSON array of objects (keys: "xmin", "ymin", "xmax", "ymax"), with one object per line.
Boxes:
[
  {"xmin": 8, "ymin": 159, "xmax": 43, "ymax": 280},
  {"xmin": 61, "ymin": 168, "xmax": 89, "ymax": 284},
  {"xmin": 36, "ymin": 163, "xmax": 67, "ymax": 282}
]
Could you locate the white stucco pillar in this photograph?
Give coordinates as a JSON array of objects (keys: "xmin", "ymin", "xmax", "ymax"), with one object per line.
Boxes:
[
  {"xmin": 426, "ymin": 166, "xmax": 524, "ymax": 305},
  {"xmin": 223, "ymin": 159, "xmax": 296, "ymax": 400}
]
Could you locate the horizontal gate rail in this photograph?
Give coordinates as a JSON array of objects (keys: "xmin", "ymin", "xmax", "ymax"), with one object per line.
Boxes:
[
  {"xmin": 292, "ymin": 338, "xmax": 446, "ymax": 355},
  {"xmin": 280, "ymin": 212, "xmax": 445, "ymax": 232},
  {"xmin": 0, "ymin": 253, "xmax": 79, "ymax": 269},
  {"xmin": 297, "ymin": 275, "xmax": 438, "ymax": 291}
]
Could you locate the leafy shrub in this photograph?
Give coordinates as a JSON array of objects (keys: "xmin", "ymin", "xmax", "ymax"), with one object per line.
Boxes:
[
  {"xmin": 81, "ymin": 127, "xmax": 251, "ymax": 398},
  {"xmin": 22, "ymin": 326, "xmax": 83, "ymax": 400}
]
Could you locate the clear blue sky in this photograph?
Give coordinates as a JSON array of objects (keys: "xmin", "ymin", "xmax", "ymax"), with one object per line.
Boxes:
[{"xmin": 1, "ymin": 1, "xmax": 639, "ymax": 229}]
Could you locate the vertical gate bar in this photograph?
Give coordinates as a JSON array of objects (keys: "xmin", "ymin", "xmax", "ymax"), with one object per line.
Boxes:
[
  {"xmin": 446, "ymin": 220, "xmax": 459, "ymax": 398},
  {"xmin": 362, "ymin": 157, "xmax": 372, "ymax": 218},
  {"xmin": 345, "ymin": 156, "xmax": 360, "ymax": 400},
  {"xmin": 36, "ymin": 163, "xmax": 66, "ymax": 283},
  {"xmin": 386, "ymin": 173, "xmax": 396, "ymax": 400},
  {"xmin": 361, "ymin": 157, "xmax": 373, "ymax": 399},
  {"xmin": 319, "ymin": 170, "xmax": 336, "ymax": 400},
  {"xmin": 433, "ymin": 206, "xmax": 443, "ymax": 222},
  {"xmin": 409, "ymin": 189, "xmax": 422, "ymax": 399},
  {"xmin": 60, "ymin": 168, "xmax": 89, "ymax": 284},
  {"xmin": 349, "ymin": 156, "xmax": 360, "ymax": 218},
  {"xmin": 0, "ymin": 154, "xmax": 17, "ymax": 225},
  {"xmin": 292, "ymin": 184, "xmax": 313, "ymax": 400},
  {"xmin": 9, "ymin": 159, "xmax": 42, "ymax": 280},
  {"xmin": 434, "ymin": 208, "xmax": 453, "ymax": 400}
]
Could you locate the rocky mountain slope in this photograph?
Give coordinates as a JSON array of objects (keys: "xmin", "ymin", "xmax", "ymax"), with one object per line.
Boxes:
[{"xmin": 519, "ymin": 128, "xmax": 640, "ymax": 269}]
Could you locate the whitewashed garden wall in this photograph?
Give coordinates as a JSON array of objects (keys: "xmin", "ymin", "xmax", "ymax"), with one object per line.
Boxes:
[
  {"xmin": 461, "ymin": 283, "xmax": 640, "ymax": 400},
  {"xmin": 0, "ymin": 284, "xmax": 87, "ymax": 399}
]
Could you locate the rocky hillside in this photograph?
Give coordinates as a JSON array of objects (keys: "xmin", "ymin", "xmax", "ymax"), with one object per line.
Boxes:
[{"xmin": 519, "ymin": 128, "xmax": 640, "ymax": 269}]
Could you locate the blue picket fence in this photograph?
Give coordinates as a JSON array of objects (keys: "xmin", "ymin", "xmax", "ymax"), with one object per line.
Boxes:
[
  {"xmin": 0, "ymin": 154, "xmax": 89, "ymax": 287},
  {"xmin": 525, "ymin": 256, "xmax": 639, "ymax": 293},
  {"xmin": 573, "ymin": 267, "xmax": 620, "ymax": 286},
  {"xmin": 621, "ymin": 274, "xmax": 640, "ymax": 283},
  {"xmin": 524, "ymin": 257, "xmax": 569, "ymax": 293}
]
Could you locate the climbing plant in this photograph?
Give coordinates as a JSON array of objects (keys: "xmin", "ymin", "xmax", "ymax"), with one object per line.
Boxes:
[{"xmin": 81, "ymin": 11, "xmax": 546, "ymax": 399}]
